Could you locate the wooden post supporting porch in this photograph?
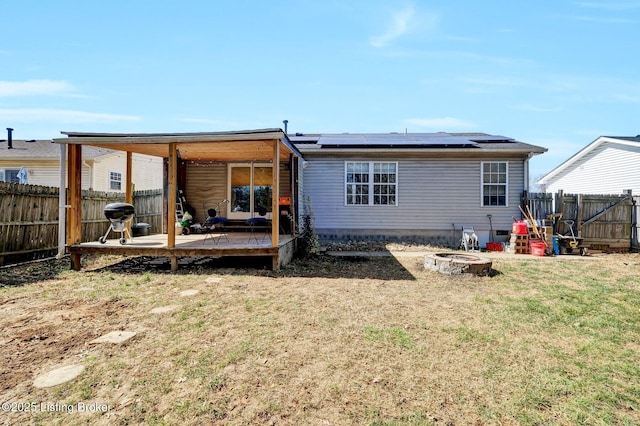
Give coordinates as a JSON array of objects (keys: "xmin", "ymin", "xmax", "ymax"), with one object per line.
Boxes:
[
  {"xmin": 271, "ymin": 139, "xmax": 281, "ymax": 270},
  {"xmin": 67, "ymin": 144, "xmax": 83, "ymax": 270},
  {"xmin": 126, "ymin": 151, "xmax": 133, "ymax": 238},
  {"xmin": 167, "ymin": 143, "xmax": 178, "ymax": 271}
]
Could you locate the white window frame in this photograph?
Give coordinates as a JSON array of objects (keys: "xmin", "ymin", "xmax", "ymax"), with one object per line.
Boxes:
[
  {"xmin": 481, "ymin": 161, "xmax": 509, "ymax": 207},
  {"xmin": 109, "ymin": 171, "xmax": 122, "ymax": 191},
  {"xmin": 227, "ymin": 163, "xmax": 273, "ymax": 220},
  {"xmin": 0, "ymin": 168, "xmax": 20, "ymax": 183},
  {"xmin": 345, "ymin": 161, "xmax": 398, "ymax": 206}
]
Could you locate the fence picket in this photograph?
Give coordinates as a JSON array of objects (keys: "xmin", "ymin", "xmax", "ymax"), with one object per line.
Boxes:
[
  {"xmin": 0, "ymin": 182, "xmax": 162, "ymax": 265},
  {"xmin": 526, "ymin": 190, "xmax": 635, "ymax": 251}
]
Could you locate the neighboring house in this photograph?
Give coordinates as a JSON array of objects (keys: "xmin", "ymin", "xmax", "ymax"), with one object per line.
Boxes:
[
  {"xmin": 292, "ymin": 132, "xmax": 547, "ymax": 246},
  {"xmin": 537, "ymin": 135, "xmax": 640, "ymax": 194},
  {"xmin": 0, "ymin": 139, "xmax": 163, "ymax": 191}
]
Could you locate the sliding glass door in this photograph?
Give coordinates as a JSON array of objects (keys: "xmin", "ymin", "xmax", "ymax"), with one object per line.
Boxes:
[{"xmin": 228, "ymin": 163, "xmax": 272, "ymax": 220}]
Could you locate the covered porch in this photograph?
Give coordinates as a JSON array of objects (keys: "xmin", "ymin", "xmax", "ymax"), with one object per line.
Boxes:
[{"xmin": 54, "ymin": 129, "xmax": 303, "ymax": 271}]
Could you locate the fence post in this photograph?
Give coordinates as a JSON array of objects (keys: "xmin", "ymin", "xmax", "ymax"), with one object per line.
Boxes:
[
  {"xmin": 576, "ymin": 193, "xmax": 583, "ymax": 238},
  {"xmin": 624, "ymin": 189, "xmax": 635, "ymax": 250},
  {"xmin": 555, "ymin": 190, "xmax": 563, "ymax": 216}
]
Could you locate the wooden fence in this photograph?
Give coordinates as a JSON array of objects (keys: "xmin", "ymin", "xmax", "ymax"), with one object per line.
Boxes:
[
  {"xmin": 0, "ymin": 182, "xmax": 163, "ymax": 265},
  {"xmin": 525, "ymin": 190, "xmax": 636, "ymax": 251}
]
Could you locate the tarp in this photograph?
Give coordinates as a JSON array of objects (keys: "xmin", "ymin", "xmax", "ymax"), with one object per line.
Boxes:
[{"xmin": 17, "ymin": 166, "xmax": 29, "ymax": 184}]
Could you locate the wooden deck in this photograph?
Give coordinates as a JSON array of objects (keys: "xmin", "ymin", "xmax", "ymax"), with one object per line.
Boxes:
[{"xmin": 69, "ymin": 232, "xmax": 298, "ymax": 271}]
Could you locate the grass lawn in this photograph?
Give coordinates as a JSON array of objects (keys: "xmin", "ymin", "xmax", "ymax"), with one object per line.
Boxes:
[{"xmin": 1, "ymin": 251, "xmax": 640, "ymax": 425}]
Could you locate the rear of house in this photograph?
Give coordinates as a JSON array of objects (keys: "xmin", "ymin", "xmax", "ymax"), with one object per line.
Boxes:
[{"xmin": 293, "ymin": 132, "xmax": 546, "ymax": 247}]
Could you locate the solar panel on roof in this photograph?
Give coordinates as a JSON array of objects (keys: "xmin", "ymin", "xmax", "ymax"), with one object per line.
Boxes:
[
  {"xmin": 468, "ymin": 135, "xmax": 514, "ymax": 142},
  {"xmin": 316, "ymin": 133, "xmax": 479, "ymax": 147}
]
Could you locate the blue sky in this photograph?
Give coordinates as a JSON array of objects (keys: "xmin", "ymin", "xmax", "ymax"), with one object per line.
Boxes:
[{"xmin": 1, "ymin": 1, "xmax": 639, "ymax": 182}]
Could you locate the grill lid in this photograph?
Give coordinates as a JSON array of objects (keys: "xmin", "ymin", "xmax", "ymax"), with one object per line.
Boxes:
[{"xmin": 104, "ymin": 202, "xmax": 135, "ymax": 221}]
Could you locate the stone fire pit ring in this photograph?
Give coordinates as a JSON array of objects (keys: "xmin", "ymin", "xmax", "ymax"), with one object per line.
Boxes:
[{"xmin": 424, "ymin": 253, "xmax": 492, "ymax": 276}]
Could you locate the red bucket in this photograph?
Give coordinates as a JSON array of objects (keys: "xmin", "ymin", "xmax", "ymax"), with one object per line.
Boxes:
[
  {"xmin": 530, "ymin": 240, "xmax": 546, "ymax": 257},
  {"xmin": 486, "ymin": 242, "xmax": 503, "ymax": 252},
  {"xmin": 512, "ymin": 221, "xmax": 528, "ymax": 235}
]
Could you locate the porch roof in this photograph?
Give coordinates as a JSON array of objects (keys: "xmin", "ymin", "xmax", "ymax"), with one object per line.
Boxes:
[{"xmin": 53, "ymin": 128, "xmax": 303, "ymax": 162}]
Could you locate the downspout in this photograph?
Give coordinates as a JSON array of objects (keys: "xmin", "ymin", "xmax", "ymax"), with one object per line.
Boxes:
[
  {"xmin": 82, "ymin": 160, "xmax": 92, "ymax": 190},
  {"xmin": 524, "ymin": 154, "xmax": 531, "ymax": 192},
  {"xmin": 57, "ymin": 143, "xmax": 68, "ymax": 259}
]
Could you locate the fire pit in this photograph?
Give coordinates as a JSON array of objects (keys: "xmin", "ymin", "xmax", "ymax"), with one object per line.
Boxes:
[{"xmin": 424, "ymin": 253, "xmax": 492, "ymax": 276}]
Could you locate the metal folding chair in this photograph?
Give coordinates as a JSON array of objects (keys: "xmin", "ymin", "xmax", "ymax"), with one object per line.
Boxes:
[{"xmin": 247, "ymin": 207, "xmax": 270, "ymax": 243}]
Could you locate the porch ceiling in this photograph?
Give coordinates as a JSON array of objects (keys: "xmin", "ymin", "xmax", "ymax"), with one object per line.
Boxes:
[{"xmin": 53, "ymin": 129, "xmax": 302, "ymax": 162}]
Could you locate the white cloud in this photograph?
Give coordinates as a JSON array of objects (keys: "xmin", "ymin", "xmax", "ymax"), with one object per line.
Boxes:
[
  {"xmin": 404, "ymin": 117, "xmax": 475, "ymax": 130},
  {"xmin": 460, "ymin": 76, "xmax": 533, "ymax": 88},
  {"xmin": 459, "ymin": 73, "xmax": 640, "ymax": 103},
  {"xmin": 0, "ymin": 108, "xmax": 140, "ymax": 123},
  {"xmin": 370, "ymin": 6, "xmax": 417, "ymax": 48},
  {"xmin": 611, "ymin": 93, "xmax": 640, "ymax": 103},
  {"xmin": 0, "ymin": 80, "xmax": 77, "ymax": 97},
  {"xmin": 571, "ymin": 15, "xmax": 637, "ymax": 23},
  {"xmin": 574, "ymin": 1, "xmax": 640, "ymax": 10},
  {"xmin": 514, "ymin": 104, "xmax": 563, "ymax": 113}
]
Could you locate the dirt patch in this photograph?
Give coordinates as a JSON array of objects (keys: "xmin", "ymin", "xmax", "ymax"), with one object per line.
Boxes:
[
  {"xmin": 0, "ymin": 297, "xmax": 130, "ymax": 390},
  {"xmin": 0, "ymin": 257, "xmax": 70, "ymax": 287}
]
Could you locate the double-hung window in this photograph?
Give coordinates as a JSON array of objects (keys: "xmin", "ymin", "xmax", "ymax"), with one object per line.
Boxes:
[
  {"xmin": 345, "ymin": 161, "xmax": 397, "ymax": 206},
  {"xmin": 481, "ymin": 161, "xmax": 508, "ymax": 206},
  {"xmin": 110, "ymin": 171, "xmax": 122, "ymax": 191},
  {"xmin": 0, "ymin": 169, "xmax": 20, "ymax": 183}
]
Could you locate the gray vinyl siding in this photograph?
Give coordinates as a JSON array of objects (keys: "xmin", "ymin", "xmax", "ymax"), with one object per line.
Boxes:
[
  {"xmin": 303, "ymin": 158, "xmax": 525, "ymax": 243},
  {"xmin": 545, "ymin": 142, "xmax": 640, "ymax": 194}
]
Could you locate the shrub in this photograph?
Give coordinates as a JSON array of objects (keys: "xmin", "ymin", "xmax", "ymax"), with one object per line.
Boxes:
[{"xmin": 298, "ymin": 197, "xmax": 319, "ymax": 257}]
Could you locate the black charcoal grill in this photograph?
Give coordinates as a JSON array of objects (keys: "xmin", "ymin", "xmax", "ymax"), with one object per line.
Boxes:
[{"xmin": 98, "ymin": 202, "xmax": 135, "ymax": 244}]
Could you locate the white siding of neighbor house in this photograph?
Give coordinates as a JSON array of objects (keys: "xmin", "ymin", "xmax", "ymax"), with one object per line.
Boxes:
[
  {"xmin": 92, "ymin": 153, "xmax": 163, "ymax": 192},
  {"xmin": 302, "ymin": 157, "xmax": 526, "ymax": 244},
  {"xmin": 0, "ymin": 161, "xmax": 93, "ymax": 189},
  {"xmin": 0, "ymin": 153, "xmax": 163, "ymax": 191},
  {"xmin": 544, "ymin": 142, "xmax": 640, "ymax": 194}
]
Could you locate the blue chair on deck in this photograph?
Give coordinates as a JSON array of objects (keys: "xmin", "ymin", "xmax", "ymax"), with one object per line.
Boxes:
[
  {"xmin": 202, "ymin": 208, "xmax": 229, "ymax": 244},
  {"xmin": 247, "ymin": 207, "xmax": 270, "ymax": 243}
]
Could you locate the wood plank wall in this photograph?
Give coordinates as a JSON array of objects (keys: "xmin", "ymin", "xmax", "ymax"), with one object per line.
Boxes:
[{"xmin": 183, "ymin": 162, "xmax": 291, "ymax": 223}]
